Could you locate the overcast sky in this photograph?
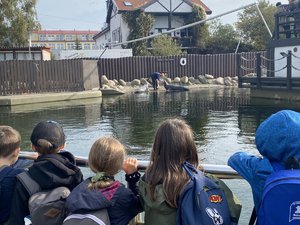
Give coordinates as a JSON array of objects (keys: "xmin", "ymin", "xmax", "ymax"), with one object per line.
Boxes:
[{"xmin": 36, "ymin": 0, "xmax": 281, "ymax": 31}]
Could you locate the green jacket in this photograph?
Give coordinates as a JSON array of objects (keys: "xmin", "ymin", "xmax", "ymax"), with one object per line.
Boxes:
[{"xmin": 138, "ymin": 179, "xmax": 177, "ymax": 225}]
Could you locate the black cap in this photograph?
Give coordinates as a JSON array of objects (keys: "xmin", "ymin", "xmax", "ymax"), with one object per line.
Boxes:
[{"xmin": 30, "ymin": 121, "xmax": 65, "ymax": 149}]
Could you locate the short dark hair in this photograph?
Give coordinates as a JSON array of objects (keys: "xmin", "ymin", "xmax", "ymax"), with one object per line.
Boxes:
[
  {"xmin": 0, "ymin": 126, "xmax": 21, "ymax": 157},
  {"xmin": 30, "ymin": 121, "xmax": 65, "ymax": 154}
]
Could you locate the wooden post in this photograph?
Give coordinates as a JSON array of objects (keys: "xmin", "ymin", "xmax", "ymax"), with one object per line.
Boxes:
[
  {"xmin": 256, "ymin": 53, "xmax": 262, "ymax": 89},
  {"xmin": 287, "ymin": 50, "xmax": 292, "ymax": 90},
  {"xmin": 236, "ymin": 53, "xmax": 242, "ymax": 88}
]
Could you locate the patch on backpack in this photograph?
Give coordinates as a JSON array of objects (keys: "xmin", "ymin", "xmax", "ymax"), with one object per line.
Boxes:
[
  {"xmin": 209, "ymin": 195, "xmax": 222, "ymax": 203},
  {"xmin": 289, "ymin": 201, "xmax": 300, "ymax": 222},
  {"xmin": 205, "ymin": 207, "xmax": 223, "ymax": 225}
]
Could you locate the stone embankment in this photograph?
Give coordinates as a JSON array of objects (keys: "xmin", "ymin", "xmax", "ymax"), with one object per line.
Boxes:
[{"xmin": 100, "ymin": 74, "xmax": 239, "ymax": 92}]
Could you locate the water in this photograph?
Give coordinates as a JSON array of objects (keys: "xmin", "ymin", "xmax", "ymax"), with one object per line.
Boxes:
[{"xmin": 1, "ymin": 87, "xmax": 299, "ymax": 225}]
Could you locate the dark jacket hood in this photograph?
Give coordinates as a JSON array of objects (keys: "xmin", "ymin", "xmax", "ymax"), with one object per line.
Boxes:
[
  {"xmin": 66, "ymin": 179, "xmax": 111, "ymax": 213},
  {"xmin": 255, "ymin": 110, "xmax": 300, "ymax": 164},
  {"xmin": 28, "ymin": 151, "xmax": 83, "ymax": 190}
]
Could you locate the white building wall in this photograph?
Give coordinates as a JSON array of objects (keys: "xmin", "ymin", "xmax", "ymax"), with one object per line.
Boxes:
[
  {"xmin": 58, "ymin": 49, "xmax": 133, "ymax": 59},
  {"xmin": 95, "ymin": 30, "xmax": 111, "ymax": 49}
]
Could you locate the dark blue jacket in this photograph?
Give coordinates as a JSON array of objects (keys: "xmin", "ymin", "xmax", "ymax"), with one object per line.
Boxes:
[
  {"xmin": 0, "ymin": 166, "xmax": 24, "ymax": 223},
  {"xmin": 66, "ymin": 178, "xmax": 142, "ymax": 225}
]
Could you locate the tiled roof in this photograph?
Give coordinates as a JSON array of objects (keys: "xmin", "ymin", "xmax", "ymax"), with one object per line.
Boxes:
[
  {"xmin": 32, "ymin": 30, "xmax": 100, "ymax": 35},
  {"xmin": 114, "ymin": 0, "xmax": 211, "ymax": 14}
]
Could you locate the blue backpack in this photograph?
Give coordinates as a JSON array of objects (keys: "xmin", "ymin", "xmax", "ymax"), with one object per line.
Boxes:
[
  {"xmin": 176, "ymin": 161, "xmax": 241, "ymax": 225},
  {"xmin": 258, "ymin": 169, "xmax": 300, "ymax": 225}
]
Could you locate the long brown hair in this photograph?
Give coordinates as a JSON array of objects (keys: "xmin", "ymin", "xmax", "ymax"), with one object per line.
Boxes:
[
  {"xmin": 88, "ymin": 137, "xmax": 125, "ymax": 189},
  {"xmin": 145, "ymin": 118, "xmax": 199, "ymax": 208}
]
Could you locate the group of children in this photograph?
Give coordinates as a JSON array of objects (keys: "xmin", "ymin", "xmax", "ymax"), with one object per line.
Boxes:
[{"xmin": 0, "ymin": 109, "xmax": 299, "ymax": 225}]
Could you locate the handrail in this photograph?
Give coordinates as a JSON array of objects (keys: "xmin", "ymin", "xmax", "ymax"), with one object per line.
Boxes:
[{"xmin": 19, "ymin": 151, "xmax": 240, "ymax": 179}]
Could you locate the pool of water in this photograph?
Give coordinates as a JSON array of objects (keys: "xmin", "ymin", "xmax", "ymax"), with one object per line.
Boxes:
[{"xmin": 1, "ymin": 87, "xmax": 299, "ymax": 225}]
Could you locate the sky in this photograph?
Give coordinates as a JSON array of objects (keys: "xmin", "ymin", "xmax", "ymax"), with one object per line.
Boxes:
[{"xmin": 36, "ymin": 0, "xmax": 281, "ymax": 31}]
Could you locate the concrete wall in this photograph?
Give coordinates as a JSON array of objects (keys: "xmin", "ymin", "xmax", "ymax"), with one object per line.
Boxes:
[{"xmin": 82, "ymin": 60, "xmax": 100, "ymax": 90}]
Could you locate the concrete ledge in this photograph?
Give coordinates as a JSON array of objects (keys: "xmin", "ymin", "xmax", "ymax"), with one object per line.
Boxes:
[
  {"xmin": 251, "ymin": 88, "xmax": 300, "ymax": 101},
  {"xmin": 0, "ymin": 90, "xmax": 102, "ymax": 106}
]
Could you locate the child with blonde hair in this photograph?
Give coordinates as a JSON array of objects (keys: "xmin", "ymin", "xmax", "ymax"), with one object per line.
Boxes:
[
  {"xmin": 0, "ymin": 126, "xmax": 24, "ymax": 225},
  {"xmin": 65, "ymin": 136, "xmax": 141, "ymax": 225}
]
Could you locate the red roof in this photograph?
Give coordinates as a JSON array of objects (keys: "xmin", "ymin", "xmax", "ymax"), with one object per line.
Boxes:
[
  {"xmin": 114, "ymin": 0, "xmax": 211, "ymax": 14},
  {"xmin": 32, "ymin": 30, "xmax": 100, "ymax": 35}
]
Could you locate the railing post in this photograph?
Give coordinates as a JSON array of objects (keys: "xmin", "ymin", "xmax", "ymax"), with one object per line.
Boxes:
[
  {"xmin": 287, "ymin": 50, "xmax": 292, "ymax": 90},
  {"xmin": 236, "ymin": 53, "xmax": 242, "ymax": 88},
  {"xmin": 256, "ymin": 53, "xmax": 262, "ymax": 89}
]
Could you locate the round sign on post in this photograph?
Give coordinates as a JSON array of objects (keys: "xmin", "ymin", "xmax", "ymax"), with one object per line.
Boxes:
[{"xmin": 180, "ymin": 57, "xmax": 187, "ymax": 66}]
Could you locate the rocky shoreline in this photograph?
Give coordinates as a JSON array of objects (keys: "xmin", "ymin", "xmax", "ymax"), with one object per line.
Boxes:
[{"xmin": 100, "ymin": 74, "xmax": 239, "ymax": 93}]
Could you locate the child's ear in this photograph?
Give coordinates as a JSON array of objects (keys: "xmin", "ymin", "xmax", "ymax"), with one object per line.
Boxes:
[
  {"xmin": 31, "ymin": 144, "xmax": 37, "ymax": 151},
  {"xmin": 58, "ymin": 144, "xmax": 65, "ymax": 152},
  {"xmin": 12, "ymin": 147, "xmax": 20, "ymax": 157}
]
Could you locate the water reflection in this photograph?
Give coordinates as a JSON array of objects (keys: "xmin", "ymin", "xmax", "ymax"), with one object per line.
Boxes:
[{"xmin": 1, "ymin": 87, "xmax": 300, "ymax": 225}]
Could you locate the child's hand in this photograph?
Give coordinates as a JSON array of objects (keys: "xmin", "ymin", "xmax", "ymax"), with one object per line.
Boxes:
[{"xmin": 123, "ymin": 157, "xmax": 138, "ymax": 174}]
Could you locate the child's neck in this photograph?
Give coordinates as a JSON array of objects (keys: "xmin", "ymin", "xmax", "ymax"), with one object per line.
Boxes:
[{"xmin": 0, "ymin": 158, "xmax": 14, "ymax": 168}]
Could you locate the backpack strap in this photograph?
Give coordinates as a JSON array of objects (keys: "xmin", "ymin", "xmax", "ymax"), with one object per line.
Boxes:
[
  {"xmin": 16, "ymin": 172, "xmax": 41, "ymax": 196},
  {"xmin": 248, "ymin": 208, "xmax": 258, "ymax": 225}
]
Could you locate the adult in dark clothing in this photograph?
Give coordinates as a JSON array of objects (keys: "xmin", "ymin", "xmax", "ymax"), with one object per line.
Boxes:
[
  {"xmin": 0, "ymin": 126, "xmax": 24, "ymax": 225},
  {"xmin": 66, "ymin": 137, "xmax": 142, "ymax": 225},
  {"xmin": 150, "ymin": 72, "xmax": 160, "ymax": 90},
  {"xmin": 9, "ymin": 121, "xmax": 83, "ymax": 225}
]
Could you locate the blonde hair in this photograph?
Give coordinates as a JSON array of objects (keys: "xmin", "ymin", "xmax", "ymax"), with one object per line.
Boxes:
[
  {"xmin": 145, "ymin": 118, "xmax": 199, "ymax": 208},
  {"xmin": 88, "ymin": 137, "xmax": 125, "ymax": 189},
  {"xmin": 0, "ymin": 126, "xmax": 21, "ymax": 158}
]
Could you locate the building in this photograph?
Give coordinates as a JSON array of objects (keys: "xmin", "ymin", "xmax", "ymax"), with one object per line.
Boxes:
[
  {"xmin": 0, "ymin": 47, "xmax": 51, "ymax": 61},
  {"xmin": 94, "ymin": 0, "xmax": 212, "ymax": 50},
  {"xmin": 31, "ymin": 30, "xmax": 100, "ymax": 57}
]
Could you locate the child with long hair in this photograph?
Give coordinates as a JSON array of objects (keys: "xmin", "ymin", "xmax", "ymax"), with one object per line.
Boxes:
[
  {"xmin": 65, "ymin": 137, "xmax": 142, "ymax": 225},
  {"xmin": 123, "ymin": 118, "xmax": 199, "ymax": 225}
]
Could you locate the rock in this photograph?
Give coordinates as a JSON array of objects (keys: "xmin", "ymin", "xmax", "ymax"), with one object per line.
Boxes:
[
  {"xmin": 205, "ymin": 74, "xmax": 214, "ymax": 79},
  {"xmin": 198, "ymin": 75, "xmax": 209, "ymax": 84},
  {"xmin": 119, "ymin": 79, "xmax": 127, "ymax": 86},
  {"xmin": 174, "ymin": 77, "xmax": 181, "ymax": 83},
  {"xmin": 165, "ymin": 78, "xmax": 172, "ymax": 84},
  {"xmin": 215, "ymin": 77, "xmax": 225, "ymax": 85},
  {"xmin": 140, "ymin": 78, "xmax": 148, "ymax": 85},
  {"xmin": 107, "ymin": 80, "xmax": 116, "ymax": 88},
  {"xmin": 113, "ymin": 79, "xmax": 119, "ymax": 85},
  {"xmin": 131, "ymin": 79, "xmax": 140, "ymax": 86},
  {"xmin": 101, "ymin": 75, "xmax": 109, "ymax": 85},
  {"xmin": 224, "ymin": 79, "xmax": 232, "ymax": 86},
  {"xmin": 189, "ymin": 77, "xmax": 196, "ymax": 83},
  {"xmin": 180, "ymin": 76, "xmax": 189, "ymax": 84}
]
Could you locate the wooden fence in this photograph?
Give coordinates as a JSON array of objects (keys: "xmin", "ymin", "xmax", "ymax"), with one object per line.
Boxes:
[
  {"xmin": 0, "ymin": 52, "xmax": 267, "ymax": 96},
  {"xmin": 98, "ymin": 52, "xmax": 267, "ymax": 81},
  {"xmin": 0, "ymin": 60, "xmax": 100, "ymax": 96}
]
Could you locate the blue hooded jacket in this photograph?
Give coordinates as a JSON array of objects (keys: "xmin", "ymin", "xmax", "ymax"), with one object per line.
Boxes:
[{"xmin": 228, "ymin": 110, "xmax": 300, "ymax": 211}]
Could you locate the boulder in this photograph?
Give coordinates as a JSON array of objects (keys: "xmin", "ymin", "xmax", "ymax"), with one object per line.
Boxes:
[
  {"xmin": 174, "ymin": 77, "xmax": 181, "ymax": 83},
  {"xmin": 180, "ymin": 76, "xmax": 189, "ymax": 84},
  {"xmin": 119, "ymin": 79, "xmax": 127, "ymax": 86},
  {"xmin": 205, "ymin": 74, "xmax": 214, "ymax": 79},
  {"xmin": 101, "ymin": 75, "xmax": 109, "ymax": 85},
  {"xmin": 140, "ymin": 78, "xmax": 148, "ymax": 85},
  {"xmin": 214, "ymin": 77, "xmax": 225, "ymax": 85},
  {"xmin": 198, "ymin": 75, "xmax": 209, "ymax": 84},
  {"xmin": 131, "ymin": 79, "xmax": 141, "ymax": 86}
]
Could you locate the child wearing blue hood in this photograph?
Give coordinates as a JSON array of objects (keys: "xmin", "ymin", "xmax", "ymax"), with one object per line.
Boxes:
[{"xmin": 228, "ymin": 110, "xmax": 300, "ymax": 212}]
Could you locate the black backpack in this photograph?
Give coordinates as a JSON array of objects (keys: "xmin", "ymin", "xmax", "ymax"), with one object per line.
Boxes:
[
  {"xmin": 63, "ymin": 209, "xmax": 110, "ymax": 225},
  {"xmin": 176, "ymin": 161, "xmax": 241, "ymax": 225}
]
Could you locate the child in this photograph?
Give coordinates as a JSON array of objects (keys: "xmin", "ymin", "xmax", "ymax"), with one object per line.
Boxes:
[
  {"xmin": 228, "ymin": 110, "xmax": 300, "ymax": 212},
  {"xmin": 124, "ymin": 118, "xmax": 199, "ymax": 225},
  {"xmin": 9, "ymin": 120, "xmax": 83, "ymax": 225},
  {"xmin": 0, "ymin": 126, "xmax": 24, "ymax": 225},
  {"xmin": 65, "ymin": 136, "xmax": 142, "ymax": 225}
]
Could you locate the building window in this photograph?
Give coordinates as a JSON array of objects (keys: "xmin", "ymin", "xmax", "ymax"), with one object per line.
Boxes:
[
  {"xmin": 84, "ymin": 43, "xmax": 90, "ymax": 49},
  {"xmin": 56, "ymin": 34, "xmax": 64, "ymax": 40},
  {"xmin": 81, "ymin": 34, "xmax": 89, "ymax": 41},
  {"xmin": 48, "ymin": 35, "xmax": 55, "ymax": 41},
  {"xmin": 57, "ymin": 44, "xmax": 64, "ymax": 49},
  {"xmin": 48, "ymin": 44, "xmax": 56, "ymax": 49},
  {"xmin": 66, "ymin": 35, "xmax": 73, "ymax": 41},
  {"xmin": 39, "ymin": 34, "xmax": 46, "ymax": 41},
  {"xmin": 67, "ymin": 43, "xmax": 74, "ymax": 49}
]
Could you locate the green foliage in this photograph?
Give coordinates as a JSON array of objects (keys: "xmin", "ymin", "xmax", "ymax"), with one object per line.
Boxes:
[
  {"xmin": 73, "ymin": 37, "xmax": 82, "ymax": 50},
  {"xmin": 184, "ymin": 5, "xmax": 209, "ymax": 49},
  {"xmin": 206, "ymin": 19, "xmax": 239, "ymax": 53},
  {"xmin": 151, "ymin": 35, "xmax": 182, "ymax": 56},
  {"xmin": 123, "ymin": 10, "xmax": 153, "ymax": 56},
  {"xmin": 0, "ymin": 0, "xmax": 40, "ymax": 47},
  {"xmin": 236, "ymin": 0, "xmax": 276, "ymax": 50}
]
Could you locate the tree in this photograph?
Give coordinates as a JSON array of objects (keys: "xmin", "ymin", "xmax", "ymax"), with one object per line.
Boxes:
[
  {"xmin": 123, "ymin": 10, "xmax": 154, "ymax": 56},
  {"xmin": 184, "ymin": 5, "xmax": 209, "ymax": 51},
  {"xmin": 235, "ymin": 0, "xmax": 276, "ymax": 50},
  {"xmin": 206, "ymin": 20, "xmax": 239, "ymax": 53},
  {"xmin": 73, "ymin": 37, "xmax": 82, "ymax": 50},
  {"xmin": 151, "ymin": 35, "xmax": 182, "ymax": 56},
  {"xmin": 0, "ymin": 0, "xmax": 40, "ymax": 47}
]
